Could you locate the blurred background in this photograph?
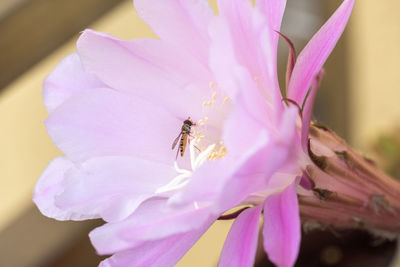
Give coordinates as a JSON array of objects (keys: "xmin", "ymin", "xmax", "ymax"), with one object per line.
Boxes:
[{"xmin": 1, "ymin": 0, "xmax": 400, "ymax": 266}]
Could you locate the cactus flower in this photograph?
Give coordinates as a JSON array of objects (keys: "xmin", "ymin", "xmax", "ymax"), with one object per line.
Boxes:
[{"xmin": 33, "ymin": 0, "xmax": 356, "ymax": 266}]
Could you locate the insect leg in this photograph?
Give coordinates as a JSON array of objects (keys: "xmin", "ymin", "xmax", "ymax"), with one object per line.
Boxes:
[{"xmin": 187, "ymin": 134, "xmax": 201, "ymax": 152}]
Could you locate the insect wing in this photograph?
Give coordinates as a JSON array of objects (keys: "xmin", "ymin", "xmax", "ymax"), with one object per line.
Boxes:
[{"xmin": 172, "ymin": 132, "xmax": 182, "ymax": 150}]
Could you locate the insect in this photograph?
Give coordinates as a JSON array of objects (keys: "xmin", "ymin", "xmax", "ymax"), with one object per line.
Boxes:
[{"xmin": 172, "ymin": 117, "xmax": 196, "ymax": 159}]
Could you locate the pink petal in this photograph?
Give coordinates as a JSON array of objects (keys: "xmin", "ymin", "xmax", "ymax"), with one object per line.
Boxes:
[
  {"xmin": 171, "ymin": 106, "xmax": 300, "ymax": 214},
  {"xmin": 215, "ymin": 106, "xmax": 300, "ymax": 213},
  {"xmin": 55, "ymin": 156, "xmax": 177, "ymax": 222},
  {"xmin": 77, "ymin": 30, "xmax": 211, "ymax": 117},
  {"xmin": 256, "ymin": 0, "xmax": 287, "ymax": 99},
  {"xmin": 98, "ymin": 217, "xmax": 214, "ymax": 267},
  {"xmin": 226, "ymin": 67, "xmax": 276, "ymax": 132},
  {"xmin": 219, "ymin": 205, "xmax": 262, "ymax": 267},
  {"xmin": 208, "ymin": 17, "xmax": 242, "ymax": 99},
  {"xmin": 223, "ymin": 100, "xmax": 270, "ymax": 159},
  {"xmin": 168, "ymin": 70, "xmax": 276, "ymax": 209},
  {"xmin": 256, "ymin": 0, "xmax": 287, "ymax": 49},
  {"xmin": 216, "ymin": 0, "xmax": 264, "ymax": 78},
  {"xmin": 216, "ymin": 0, "xmax": 256, "ymax": 74},
  {"xmin": 45, "ymin": 87, "xmax": 184, "ymax": 164},
  {"xmin": 169, "ymin": 130, "xmax": 269, "ymax": 213},
  {"xmin": 263, "ymin": 182, "xmax": 301, "ymax": 267},
  {"xmin": 90, "ymin": 199, "xmax": 213, "ymax": 254},
  {"xmin": 133, "ymin": 0, "xmax": 213, "ymax": 67},
  {"xmin": 301, "ymin": 69, "xmax": 325, "ymax": 149},
  {"xmin": 216, "ymin": 0, "xmax": 282, "ymax": 113},
  {"xmin": 287, "ymin": 0, "xmax": 355, "ymax": 104},
  {"xmin": 209, "ymin": 21, "xmax": 276, "ymax": 125},
  {"xmin": 43, "ymin": 53, "xmax": 104, "ymax": 113},
  {"xmin": 170, "ymin": 65, "xmax": 300, "ymax": 211},
  {"xmin": 33, "ymin": 157, "xmax": 98, "ymax": 221}
]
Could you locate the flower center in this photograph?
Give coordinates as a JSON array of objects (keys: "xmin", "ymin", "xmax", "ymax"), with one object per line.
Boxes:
[
  {"xmin": 156, "ymin": 89, "xmax": 231, "ymax": 197},
  {"xmin": 191, "ymin": 89, "xmax": 231, "ymax": 160}
]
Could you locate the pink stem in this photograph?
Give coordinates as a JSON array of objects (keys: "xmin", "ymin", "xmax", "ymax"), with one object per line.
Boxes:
[{"xmin": 299, "ymin": 123, "xmax": 400, "ymax": 236}]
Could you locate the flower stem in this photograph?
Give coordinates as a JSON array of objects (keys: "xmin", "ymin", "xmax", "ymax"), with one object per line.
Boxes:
[{"xmin": 298, "ymin": 123, "xmax": 400, "ymax": 237}]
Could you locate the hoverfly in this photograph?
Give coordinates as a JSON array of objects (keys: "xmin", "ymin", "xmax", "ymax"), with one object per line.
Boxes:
[{"xmin": 172, "ymin": 117, "xmax": 196, "ymax": 159}]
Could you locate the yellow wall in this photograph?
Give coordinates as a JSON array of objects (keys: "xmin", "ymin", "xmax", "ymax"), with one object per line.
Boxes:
[{"xmin": 348, "ymin": 0, "xmax": 400, "ymax": 148}]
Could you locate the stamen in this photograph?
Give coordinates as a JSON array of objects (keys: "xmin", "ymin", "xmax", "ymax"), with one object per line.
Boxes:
[
  {"xmin": 192, "ymin": 127, "xmax": 227, "ymax": 160},
  {"xmin": 218, "ymin": 145, "xmax": 227, "ymax": 155},
  {"xmin": 202, "ymin": 100, "xmax": 216, "ymax": 107},
  {"xmin": 207, "ymin": 144, "xmax": 227, "ymax": 160},
  {"xmin": 194, "ymin": 91, "xmax": 230, "ymax": 161},
  {"xmin": 209, "ymin": 81, "xmax": 214, "ymax": 88}
]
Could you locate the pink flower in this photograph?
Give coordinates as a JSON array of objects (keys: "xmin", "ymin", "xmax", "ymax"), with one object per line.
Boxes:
[{"xmin": 33, "ymin": 0, "xmax": 354, "ymax": 266}]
